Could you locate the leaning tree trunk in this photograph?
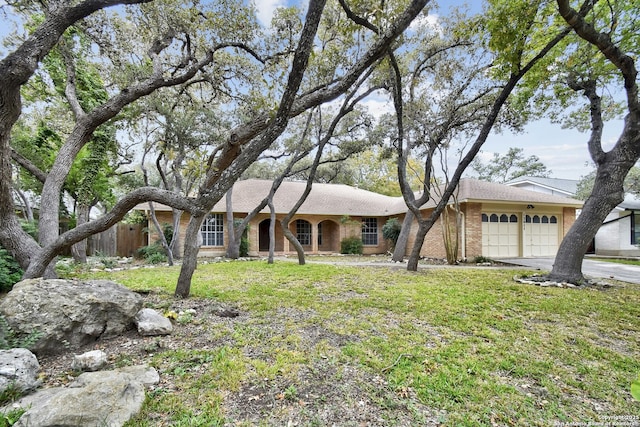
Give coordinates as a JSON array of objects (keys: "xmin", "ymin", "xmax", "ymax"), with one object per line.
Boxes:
[
  {"xmin": 268, "ymin": 200, "xmax": 276, "ymax": 264},
  {"xmin": 550, "ymin": 163, "xmax": 629, "ymax": 283},
  {"xmin": 407, "ymin": 221, "xmax": 429, "ymax": 271},
  {"xmin": 175, "ymin": 213, "xmax": 205, "ymax": 298},
  {"xmin": 225, "ymin": 188, "xmax": 240, "ymax": 259},
  {"xmin": 392, "ymin": 210, "xmax": 414, "ymax": 262},
  {"xmin": 281, "ymin": 221, "xmax": 306, "ymax": 265}
]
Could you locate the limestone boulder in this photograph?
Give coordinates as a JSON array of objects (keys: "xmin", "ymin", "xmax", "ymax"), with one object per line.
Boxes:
[
  {"xmin": 71, "ymin": 349, "xmax": 108, "ymax": 372},
  {"xmin": 0, "ymin": 279, "xmax": 143, "ymax": 355},
  {"xmin": 134, "ymin": 308, "xmax": 173, "ymax": 336},
  {"xmin": 8, "ymin": 365, "xmax": 159, "ymax": 427},
  {"xmin": 0, "ymin": 348, "xmax": 40, "ymax": 394}
]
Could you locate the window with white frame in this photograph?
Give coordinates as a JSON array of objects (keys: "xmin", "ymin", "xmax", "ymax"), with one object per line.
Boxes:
[
  {"xmin": 201, "ymin": 213, "xmax": 224, "ymax": 246},
  {"xmin": 361, "ymin": 218, "xmax": 378, "ymax": 245},
  {"xmin": 296, "ymin": 219, "xmax": 311, "ymax": 245}
]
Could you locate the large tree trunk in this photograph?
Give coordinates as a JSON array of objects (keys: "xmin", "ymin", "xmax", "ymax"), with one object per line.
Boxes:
[
  {"xmin": 550, "ymin": 161, "xmax": 631, "ymax": 283},
  {"xmin": 550, "ymin": 0, "xmax": 640, "ymax": 284},
  {"xmin": 175, "ymin": 213, "xmax": 205, "ymax": 298},
  {"xmin": 281, "ymin": 221, "xmax": 306, "ymax": 265},
  {"xmin": 225, "ymin": 188, "xmax": 240, "ymax": 259},
  {"xmin": 407, "ymin": 221, "xmax": 428, "ymax": 271},
  {"xmin": 391, "ymin": 210, "xmax": 414, "ymax": 262}
]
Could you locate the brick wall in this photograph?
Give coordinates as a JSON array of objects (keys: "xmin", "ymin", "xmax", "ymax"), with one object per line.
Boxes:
[
  {"xmin": 562, "ymin": 207, "xmax": 575, "ymax": 237},
  {"xmin": 464, "ymin": 203, "xmax": 482, "ymax": 258}
]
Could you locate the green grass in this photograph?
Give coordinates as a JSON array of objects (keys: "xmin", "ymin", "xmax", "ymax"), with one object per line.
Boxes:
[{"xmin": 76, "ymin": 260, "xmax": 640, "ymax": 426}]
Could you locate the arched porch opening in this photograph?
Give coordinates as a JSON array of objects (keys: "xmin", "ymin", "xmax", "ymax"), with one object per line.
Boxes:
[{"xmin": 258, "ymin": 218, "xmax": 284, "ymax": 252}]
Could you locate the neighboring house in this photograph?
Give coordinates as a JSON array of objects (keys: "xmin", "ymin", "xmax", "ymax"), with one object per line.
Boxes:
[
  {"xmin": 138, "ymin": 178, "xmax": 582, "ymax": 260},
  {"xmin": 506, "ymin": 175, "xmax": 640, "ymax": 257},
  {"xmin": 594, "ymin": 195, "xmax": 640, "ymax": 256},
  {"xmin": 506, "ymin": 176, "xmax": 578, "ymax": 198}
]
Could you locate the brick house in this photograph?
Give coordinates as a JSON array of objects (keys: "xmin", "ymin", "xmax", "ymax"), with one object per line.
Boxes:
[{"xmin": 139, "ymin": 178, "xmax": 582, "ymax": 260}]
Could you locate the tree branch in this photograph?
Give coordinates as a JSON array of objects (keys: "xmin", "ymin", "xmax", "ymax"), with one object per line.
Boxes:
[{"xmin": 11, "ymin": 149, "xmax": 48, "ymax": 183}]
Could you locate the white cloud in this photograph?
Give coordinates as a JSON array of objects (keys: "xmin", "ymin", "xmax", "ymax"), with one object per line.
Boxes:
[
  {"xmin": 409, "ymin": 13, "xmax": 442, "ymax": 35},
  {"xmin": 254, "ymin": 0, "xmax": 287, "ymax": 27}
]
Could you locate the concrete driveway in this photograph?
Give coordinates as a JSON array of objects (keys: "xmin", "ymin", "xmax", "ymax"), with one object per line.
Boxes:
[{"xmin": 498, "ymin": 257, "xmax": 640, "ymax": 284}]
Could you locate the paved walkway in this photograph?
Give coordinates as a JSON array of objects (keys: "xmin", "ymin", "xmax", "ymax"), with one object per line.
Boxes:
[{"xmin": 498, "ymin": 257, "xmax": 640, "ymax": 284}]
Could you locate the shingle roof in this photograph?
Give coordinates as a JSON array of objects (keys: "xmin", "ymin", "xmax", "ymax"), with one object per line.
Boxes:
[
  {"xmin": 213, "ymin": 178, "xmax": 582, "ymax": 215},
  {"xmin": 138, "ymin": 178, "xmax": 582, "ymax": 215},
  {"xmin": 453, "ymin": 179, "xmax": 582, "ymax": 207},
  {"xmin": 212, "ymin": 179, "xmax": 405, "ymax": 216}
]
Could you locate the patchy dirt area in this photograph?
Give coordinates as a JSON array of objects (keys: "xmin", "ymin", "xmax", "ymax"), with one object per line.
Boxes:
[{"xmin": 36, "ymin": 292, "xmax": 445, "ymax": 426}]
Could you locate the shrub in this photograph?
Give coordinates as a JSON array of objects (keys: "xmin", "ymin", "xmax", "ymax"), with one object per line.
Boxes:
[
  {"xmin": 472, "ymin": 255, "xmax": 493, "ymax": 264},
  {"xmin": 234, "ymin": 220, "xmax": 250, "ymax": 257},
  {"xmin": 146, "ymin": 252, "xmax": 167, "ymax": 265},
  {"xmin": 136, "ymin": 244, "xmax": 167, "ymax": 264},
  {"xmin": 239, "ymin": 233, "xmax": 249, "ymax": 257},
  {"xmin": 0, "ymin": 249, "xmax": 22, "ymax": 293},
  {"xmin": 382, "ymin": 218, "xmax": 402, "ymax": 247},
  {"xmin": 341, "ymin": 237, "xmax": 363, "ymax": 255}
]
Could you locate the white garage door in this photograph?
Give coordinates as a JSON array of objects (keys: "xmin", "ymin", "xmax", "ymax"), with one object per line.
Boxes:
[
  {"xmin": 482, "ymin": 213, "xmax": 519, "ymax": 257},
  {"xmin": 523, "ymin": 214, "xmax": 559, "ymax": 257}
]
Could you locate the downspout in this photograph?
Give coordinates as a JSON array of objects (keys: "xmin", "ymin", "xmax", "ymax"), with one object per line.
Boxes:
[{"xmin": 461, "ymin": 211, "xmax": 466, "ymax": 260}]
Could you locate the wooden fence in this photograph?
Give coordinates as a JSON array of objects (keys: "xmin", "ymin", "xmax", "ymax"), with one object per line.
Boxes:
[{"xmin": 87, "ymin": 223, "xmax": 147, "ymax": 257}]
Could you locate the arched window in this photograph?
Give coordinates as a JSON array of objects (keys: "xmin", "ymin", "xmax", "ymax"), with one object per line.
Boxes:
[
  {"xmin": 500, "ymin": 214, "xmax": 509, "ymax": 223},
  {"xmin": 510, "ymin": 215, "xmax": 518, "ymax": 223},
  {"xmin": 490, "ymin": 214, "xmax": 499, "ymax": 223},
  {"xmin": 525, "ymin": 215, "xmax": 531, "ymax": 223},
  {"xmin": 550, "ymin": 216, "xmax": 558, "ymax": 224},
  {"xmin": 533, "ymin": 215, "xmax": 541, "ymax": 223},
  {"xmin": 542, "ymin": 215, "xmax": 549, "ymax": 224},
  {"xmin": 482, "ymin": 214, "xmax": 489, "ymax": 222}
]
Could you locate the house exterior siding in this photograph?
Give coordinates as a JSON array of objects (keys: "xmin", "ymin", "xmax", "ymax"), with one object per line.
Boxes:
[{"xmin": 138, "ymin": 179, "xmax": 581, "ymax": 260}]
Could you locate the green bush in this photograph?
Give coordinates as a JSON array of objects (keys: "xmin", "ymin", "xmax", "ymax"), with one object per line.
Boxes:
[
  {"xmin": 382, "ymin": 218, "xmax": 402, "ymax": 247},
  {"xmin": 136, "ymin": 244, "xmax": 167, "ymax": 264},
  {"xmin": 340, "ymin": 237, "xmax": 363, "ymax": 255},
  {"xmin": 0, "ymin": 249, "xmax": 22, "ymax": 293},
  {"xmin": 239, "ymin": 234, "xmax": 249, "ymax": 257},
  {"xmin": 146, "ymin": 252, "xmax": 167, "ymax": 265}
]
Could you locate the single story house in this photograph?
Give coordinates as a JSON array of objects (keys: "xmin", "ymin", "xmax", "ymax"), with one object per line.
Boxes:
[
  {"xmin": 138, "ymin": 178, "xmax": 582, "ymax": 260},
  {"xmin": 506, "ymin": 176, "xmax": 640, "ymax": 257}
]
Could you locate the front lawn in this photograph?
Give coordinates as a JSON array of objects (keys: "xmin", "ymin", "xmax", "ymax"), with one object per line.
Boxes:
[{"xmin": 72, "ymin": 261, "xmax": 639, "ymax": 426}]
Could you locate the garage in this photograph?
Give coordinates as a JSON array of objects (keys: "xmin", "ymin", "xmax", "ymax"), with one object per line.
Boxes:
[
  {"xmin": 481, "ymin": 213, "xmax": 519, "ymax": 257},
  {"xmin": 523, "ymin": 214, "xmax": 559, "ymax": 256}
]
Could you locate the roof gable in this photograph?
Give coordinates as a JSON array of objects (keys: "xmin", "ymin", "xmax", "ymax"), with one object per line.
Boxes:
[{"xmin": 505, "ymin": 176, "xmax": 579, "ymax": 195}]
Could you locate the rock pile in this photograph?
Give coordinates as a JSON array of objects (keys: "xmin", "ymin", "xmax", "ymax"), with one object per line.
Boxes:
[{"xmin": 0, "ymin": 278, "xmax": 173, "ymax": 426}]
